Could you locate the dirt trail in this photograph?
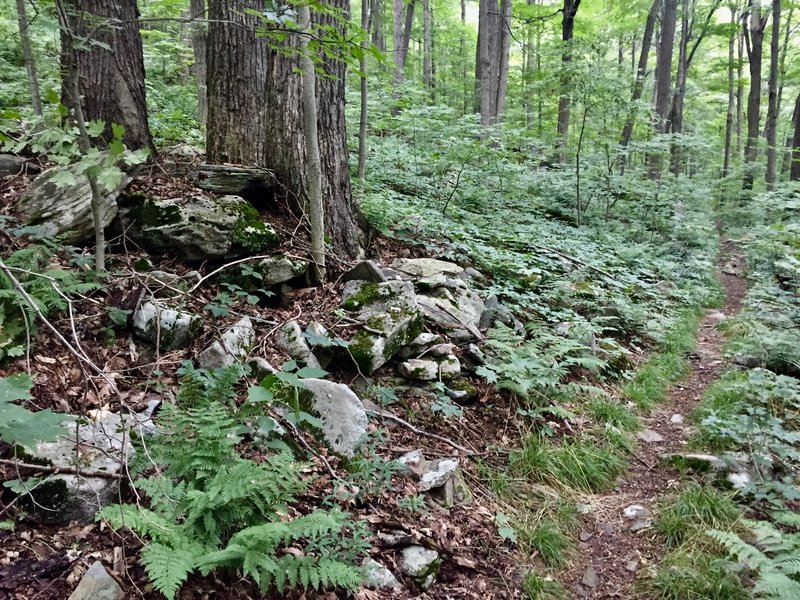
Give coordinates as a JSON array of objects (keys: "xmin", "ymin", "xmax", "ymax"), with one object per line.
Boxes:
[{"xmin": 565, "ymin": 239, "xmax": 748, "ymax": 599}]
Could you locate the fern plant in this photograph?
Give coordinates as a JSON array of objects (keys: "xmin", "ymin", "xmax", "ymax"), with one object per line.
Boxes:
[
  {"xmin": 99, "ymin": 366, "xmax": 366, "ymax": 599},
  {"xmin": 708, "ymin": 515, "xmax": 800, "ymax": 599}
]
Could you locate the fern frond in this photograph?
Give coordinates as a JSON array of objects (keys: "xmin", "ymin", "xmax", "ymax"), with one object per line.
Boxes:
[{"xmin": 140, "ymin": 542, "xmax": 198, "ymax": 600}]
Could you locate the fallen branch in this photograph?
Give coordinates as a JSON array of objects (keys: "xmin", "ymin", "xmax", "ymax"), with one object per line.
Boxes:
[{"xmin": 0, "ymin": 458, "xmax": 123, "ymax": 480}]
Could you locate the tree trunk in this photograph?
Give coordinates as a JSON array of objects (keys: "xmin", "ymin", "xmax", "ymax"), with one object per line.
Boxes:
[
  {"xmin": 775, "ymin": 5, "xmax": 792, "ymax": 118},
  {"xmin": 742, "ymin": 0, "xmax": 767, "ymax": 191},
  {"xmin": 371, "ymin": 0, "xmax": 385, "ymax": 51},
  {"xmin": 16, "ymin": 0, "xmax": 42, "ymax": 115},
  {"xmin": 669, "ymin": 0, "xmax": 690, "ymax": 176},
  {"xmin": 764, "ymin": 0, "xmax": 780, "ymax": 189},
  {"xmin": 461, "ymin": 0, "xmax": 468, "ymax": 114},
  {"xmin": 58, "ymin": 0, "xmax": 153, "ymax": 151},
  {"xmin": 495, "ymin": 0, "xmax": 511, "ymax": 118},
  {"xmin": 423, "ymin": 0, "xmax": 432, "ymax": 88},
  {"xmin": 393, "ymin": 0, "xmax": 414, "ymax": 85},
  {"xmin": 723, "ymin": 4, "xmax": 736, "ymax": 177},
  {"xmin": 648, "ymin": 0, "xmax": 677, "ymax": 178},
  {"xmin": 206, "ymin": 0, "xmax": 363, "ymax": 259},
  {"xmin": 189, "ymin": 0, "xmax": 207, "ymax": 126},
  {"xmin": 298, "ymin": 4, "xmax": 324, "ymax": 284},
  {"xmin": 736, "ymin": 21, "xmax": 744, "ymax": 157},
  {"xmin": 619, "ymin": 0, "xmax": 659, "ymax": 167},
  {"xmin": 556, "ymin": 0, "xmax": 581, "ymax": 162},
  {"xmin": 790, "ymin": 92, "xmax": 800, "ymax": 181},
  {"xmin": 477, "ymin": 0, "xmax": 496, "ymax": 125},
  {"xmin": 358, "ymin": 0, "xmax": 368, "ymax": 180}
]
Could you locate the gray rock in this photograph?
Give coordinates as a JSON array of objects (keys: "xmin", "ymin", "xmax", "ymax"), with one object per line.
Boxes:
[
  {"xmin": 300, "ymin": 379, "xmax": 368, "ymax": 458},
  {"xmin": 401, "ymin": 545, "xmax": 440, "ymax": 590},
  {"xmin": 479, "ymin": 294, "xmax": 499, "ymax": 330},
  {"xmin": 33, "ymin": 407, "xmax": 155, "ymax": 522},
  {"xmin": 465, "ymin": 344, "xmax": 486, "ymax": 365},
  {"xmin": 17, "ymin": 162, "xmax": 131, "ymax": 243},
  {"xmin": 148, "ymin": 270, "xmax": 183, "ymax": 288},
  {"xmin": 415, "ymin": 286, "xmax": 484, "ymax": 338},
  {"xmin": 429, "ymin": 343, "xmax": 457, "ymax": 358},
  {"xmin": 341, "ymin": 280, "xmax": 422, "ymax": 374},
  {"xmin": 419, "ymin": 458, "xmax": 459, "ymax": 491},
  {"xmin": 255, "ymin": 254, "xmax": 307, "ymax": 287},
  {"xmin": 119, "ymin": 195, "xmax": 278, "ymax": 262},
  {"xmin": 363, "ymin": 558, "xmax": 401, "ymax": 590},
  {"xmin": 728, "ymin": 472, "xmax": 751, "ymax": 489},
  {"xmin": 391, "ymin": 258, "xmax": 463, "ymax": 278},
  {"xmin": 581, "ymin": 567, "xmax": 600, "ymax": 589},
  {"xmin": 0, "ymin": 154, "xmax": 31, "ymax": 177},
  {"xmin": 670, "ymin": 413, "xmax": 684, "ymax": 424},
  {"xmin": 629, "ymin": 519, "xmax": 652, "ymax": 532},
  {"xmin": 579, "ymin": 530, "xmax": 593, "ymax": 542},
  {"xmin": 438, "ymin": 355, "xmax": 461, "ymax": 379},
  {"xmin": 189, "ymin": 163, "xmax": 272, "ymax": 195},
  {"xmin": 722, "ymin": 258, "xmax": 746, "ymax": 277},
  {"xmin": 197, "ymin": 317, "xmax": 255, "ymax": 368},
  {"xmin": 276, "ymin": 321, "xmax": 321, "ymax": 369},
  {"xmin": 398, "ymin": 359, "xmax": 439, "ymax": 381},
  {"xmin": 625, "ymin": 560, "xmax": 639, "ymax": 572},
  {"xmin": 161, "ymin": 144, "xmax": 204, "ymax": 175},
  {"xmin": 637, "ymin": 429, "xmax": 664, "ymax": 443},
  {"xmin": 397, "ymin": 449, "xmax": 426, "ymax": 478},
  {"xmin": 343, "ymin": 260, "xmax": 387, "ymax": 283},
  {"xmin": 732, "ymin": 353, "xmax": 761, "ymax": 368},
  {"xmin": 133, "ymin": 301, "xmax": 201, "ymax": 350},
  {"xmin": 707, "ymin": 311, "xmax": 727, "ymax": 324},
  {"xmin": 623, "ymin": 505, "xmax": 650, "ymax": 520},
  {"xmin": 398, "ymin": 332, "xmax": 441, "ymax": 359},
  {"xmin": 68, "ymin": 562, "xmax": 123, "ymax": 600},
  {"xmin": 457, "ymin": 266, "xmax": 485, "ymax": 283},
  {"xmin": 248, "ymin": 356, "xmax": 276, "ymax": 378}
]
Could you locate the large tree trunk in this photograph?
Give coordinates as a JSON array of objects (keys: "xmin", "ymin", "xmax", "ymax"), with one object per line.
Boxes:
[
  {"xmin": 16, "ymin": 0, "xmax": 42, "ymax": 115},
  {"xmin": 423, "ymin": 0, "xmax": 432, "ymax": 88},
  {"xmin": 790, "ymin": 92, "xmax": 800, "ymax": 181},
  {"xmin": 206, "ymin": 0, "xmax": 364, "ymax": 259},
  {"xmin": 495, "ymin": 0, "xmax": 512, "ymax": 118},
  {"xmin": 58, "ymin": 0, "xmax": 153, "ymax": 151},
  {"xmin": 619, "ymin": 0, "xmax": 660, "ymax": 170},
  {"xmin": 371, "ymin": 0, "xmax": 385, "ymax": 51},
  {"xmin": 669, "ymin": 0, "xmax": 690, "ymax": 176},
  {"xmin": 477, "ymin": 0, "xmax": 497, "ymax": 125},
  {"xmin": 742, "ymin": 0, "xmax": 767, "ymax": 190},
  {"xmin": 764, "ymin": 0, "xmax": 780, "ymax": 189},
  {"xmin": 723, "ymin": 4, "xmax": 737, "ymax": 177},
  {"xmin": 647, "ymin": 0, "xmax": 677, "ymax": 178},
  {"xmin": 393, "ymin": 0, "xmax": 414, "ymax": 85},
  {"xmin": 358, "ymin": 0, "xmax": 369, "ymax": 180},
  {"xmin": 556, "ymin": 0, "xmax": 581, "ymax": 162},
  {"xmin": 190, "ymin": 0, "xmax": 207, "ymax": 126},
  {"xmin": 736, "ymin": 21, "xmax": 744, "ymax": 156}
]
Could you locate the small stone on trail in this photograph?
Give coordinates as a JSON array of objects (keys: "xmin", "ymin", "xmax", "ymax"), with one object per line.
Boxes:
[
  {"xmin": 728, "ymin": 472, "xmax": 751, "ymax": 489},
  {"xmin": 670, "ymin": 414, "xmax": 684, "ymax": 424},
  {"xmin": 623, "ymin": 505, "xmax": 650, "ymax": 520},
  {"xmin": 419, "ymin": 458, "xmax": 459, "ymax": 491},
  {"xmin": 581, "ymin": 567, "xmax": 600, "ymax": 589},
  {"xmin": 596, "ymin": 522, "xmax": 614, "ymax": 535},
  {"xmin": 579, "ymin": 530, "xmax": 593, "ymax": 542},
  {"xmin": 625, "ymin": 561, "xmax": 639, "ymax": 572},
  {"xmin": 629, "ymin": 519, "xmax": 652, "ymax": 532},
  {"xmin": 706, "ymin": 311, "xmax": 727, "ymax": 324},
  {"xmin": 401, "ymin": 545, "xmax": 440, "ymax": 590},
  {"xmin": 637, "ymin": 428, "xmax": 664, "ymax": 443},
  {"xmin": 363, "ymin": 558, "xmax": 401, "ymax": 590},
  {"xmin": 67, "ymin": 562, "xmax": 123, "ymax": 600}
]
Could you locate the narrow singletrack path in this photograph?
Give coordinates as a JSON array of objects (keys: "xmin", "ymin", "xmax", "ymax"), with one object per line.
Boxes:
[{"xmin": 565, "ymin": 239, "xmax": 748, "ymax": 599}]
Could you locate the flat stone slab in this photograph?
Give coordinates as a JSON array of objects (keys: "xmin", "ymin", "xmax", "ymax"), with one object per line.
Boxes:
[{"xmin": 636, "ymin": 428, "xmax": 664, "ymax": 443}]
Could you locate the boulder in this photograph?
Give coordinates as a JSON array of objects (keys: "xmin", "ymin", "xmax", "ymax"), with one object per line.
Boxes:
[
  {"xmin": 391, "ymin": 258, "xmax": 463, "ymax": 278},
  {"xmin": 68, "ymin": 562, "xmax": 124, "ymax": 600},
  {"xmin": 32, "ymin": 404, "xmax": 157, "ymax": 522},
  {"xmin": 161, "ymin": 144, "xmax": 204, "ymax": 175},
  {"xmin": 255, "ymin": 254, "xmax": 307, "ymax": 287},
  {"xmin": 189, "ymin": 163, "xmax": 273, "ymax": 196},
  {"xmin": 0, "ymin": 154, "xmax": 28, "ymax": 177},
  {"xmin": 133, "ymin": 301, "xmax": 201, "ymax": 350},
  {"xmin": 363, "ymin": 558, "xmax": 401, "ymax": 591},
  {"xmin": 398, "ymin": 359, "xmax": 439, "ymax": 381},
  {"xmin": 438, "ymin": 355, "xmax": 461, "ymax": 379},
  {"xmin": 398, "ymin": 332, "xmax": 441, "ymax": 359},
  {"xmin": 415, "ymin": 286, "xmax": 485, "ymax": 339},
  {"xmin": 300, "ymin": 379, "xmax": 369, "ymax": 458},
  {"xmin": 119, "ymin": 195, "xmax": 278, "ymax": 261},
  {"xmin": 341, "ymin": 280, "xmax": 423, "ymax": 374},
  {"xmin": 397, "ymin": 449, "xmax": 426, "ymax": 478},
  {"xmin": 419, "ymin": 458, "xmax": 459, "ymax": 491},
  {"xmin": 197, "ymin": 317, "xmax": 255, "ymax": 368},
  {"xmin": 16, "ymin": 162, "xmax": 132, "ymax": 243},
  {"xmin": 400, "ymin": 546, "xmax": 440, "ymax": 590},
  {"xmin": 343, "ymin": 260, "xmax": 387, "ymax": 283},
  {"xmin": 276, "ymin": 321, "xmax": 321, "ymax": 369}
]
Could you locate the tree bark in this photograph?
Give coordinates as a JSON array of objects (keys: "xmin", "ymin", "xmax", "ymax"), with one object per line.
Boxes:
[
  {"xmin": 648, "ymin": 0, "xmax": 677, "ymax": 178},
  {"xmin": 189, "ymin": 0, "xmax": 207, "ymax": 126},
  {"xmin": 206, "ymin": 0, "xmax": 364, "ymax": 259},
  {"xmin": 736, "ymin": 21, "xmax": 744, "ymax": 156},
  {"xmin": 790, "ymin": 92, "xmax": 800, "ymax": 181},
  {"xmin": 393, "ymin": 0, "xmax": 414, "ymax": 85},
  {"xmin": 423, "ymin": 0, "xmax": 432, "ymax": 88},
  {"xmin": 556, "ymin": 0, "xmax": 582, "ymax": 162},
  {"xmin": 15, "ymin": 0, "xmax": 42, "ymax": 115},
  {"xmin": 371, "ymin": 0, "xmax": 385, "ymax": 51},
  {"xmin": 764, "ymin": 0, "xmax": 780, "ymax": 189},
  {"xmin": 477, "ymin": 0, "xmax": 496, "ymax": 125},
  {"xmin": 742, "ymin": 0, "xmax": 767, "ymax": 190},
  {"xmin": 358, "ymin": 0, "xmax": 369, "ymax": 180},
  {"xmin": 619, "ymin": 0, "xmax": 659, "ymax": 168},
  {"xmin": 495, "ymin": 0, "xmax": 512, "ymax": 118},
  {"xmin": 669, "ymin": 0, "xmax": 690, "ymax": 176},
  {"xmin": 58, "ymin": 0, "xmax": 153, "ymax": 152},
  {"xmin": 723, "ymin": 4, "xmax": 737, "ymax": 177}
]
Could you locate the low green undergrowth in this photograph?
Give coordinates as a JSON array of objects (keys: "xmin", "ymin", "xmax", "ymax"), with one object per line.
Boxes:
[{"xmin": 654, "ymin": 485, "xmax": 742, "ymax": 548}]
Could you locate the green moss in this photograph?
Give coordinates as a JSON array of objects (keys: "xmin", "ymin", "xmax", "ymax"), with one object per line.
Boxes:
[
  {"xmin": 341, "ymin": 283, "xmax": 386, "ymax": 311},
  {"xmin": 349, "ymin": 330, "xmax": 377, "ymax": 374},
  {"xmin": 382, "ymin": 313, "xmax": 423, "ymax": 360},
  {"xmin": 232, "ymin": 203, "xmax": 279, "ymax": 251},
  {"xmin": 130, "ymin": 199, "xmax": 182, "ymax": 227}
]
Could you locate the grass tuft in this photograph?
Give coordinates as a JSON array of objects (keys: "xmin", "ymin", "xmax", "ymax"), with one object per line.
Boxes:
[
  {"xmin": 518, "ymin": 519, "xmax": 571, "ymax": 567},
  {"xmin": 510, "ymin": 434, "xmax": 625, "ymax": 493},
  {"xmin": 654, "ymin": 484, "xmax": 742, "ymax": 548},
  {"xmin": 647, "ymin": 547, "xmax": 748, "ymax": 600},
  {"xmin": 589, "ymin": 398, "xmax": 640, "ymax": 431},
  {"xmin": 523, "ymin": 571, "xmax": 568, "ymax": 600}
]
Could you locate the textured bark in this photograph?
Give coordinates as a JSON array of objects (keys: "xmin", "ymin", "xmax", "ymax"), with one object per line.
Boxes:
[
  {"xmin": 476, "ymin": 0, "xmax": 509, "ymax": 125},
  {"xmin": 764, "ymin": 0, "xmax": 780, "ymax": 189},
  {"xmin": 556, "ymin": 0, "xmax": 581, "ymax": 162},
  {"xmin": 791, "ymin": 92, "xmax": 800, "ymax": 181},
  {"xmin": 423, "ymin": 0, "xmax": 432, "ymax": 88},
  {"xmin": 206, "ymin": 0, "xmax": 363, "ymax": 259},
  {"xmin": 723, "ymin": 4, "xmax": 736, "ymax": 177},
  {"xmin": 619, "ymin": 0, "xmax": 659, "ymax": 157},
  {"xmin": 358, "ymin": 0, "xmax": 369, "ymax": 180},
  {"xmin": 669, "ymin": 0, "xmax": 690, "ymax": 176},
  {"xmin": 16, "ymin": 0, "xmax": 42, "ymax": 115},
  {"xmin": 371, "ymin": 0, "xmax": 385, "ymax": 51},
  {"xmin": 393, "ymin": 0, "xmax": 414, "ymax": 85},
  {"xmin": 647, "ymin": 0, "xmax": 677, "ymax": 178},
  {"xmin": 742, "ymin": 0, "xmax": 767, "ymax": 190},
  {"xmin": 495, "ymin": 0, "xmax": 511, "ymax": 118},
  {"xmin": 189, "ymin": 0, "xmax": 207, "ymax": 126},
  {"xmin": 58, "ymin": 0, "xmax": 153, "ymax": 151},
  {"xmin": 736, "ymin": 23, "xmax": 744, "ymax": 156}
]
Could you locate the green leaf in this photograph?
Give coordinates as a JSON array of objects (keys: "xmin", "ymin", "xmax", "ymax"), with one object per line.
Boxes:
[
  {"xmin": 86, "ymin": 120, "xmax": 106, "ymax": 137},
  {"xmin": 96, "ymin": 166, "xmax": 124, "ymax": 192},
  {"xmin": 49, "ymin": 169, "xmax": 78, "ymax": 189},
  {"xmin": 248, "ymin": 385, "xmax": 274, "ymax": 403},
  {"xmin": 296, "ymin": 366, "xmax": 327, "ymax": 379}
]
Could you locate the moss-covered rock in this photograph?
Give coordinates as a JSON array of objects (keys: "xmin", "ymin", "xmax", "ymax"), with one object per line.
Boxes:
[{"xmin": 118, "ymin": 195, "xmax": 278, "ymax": 262}]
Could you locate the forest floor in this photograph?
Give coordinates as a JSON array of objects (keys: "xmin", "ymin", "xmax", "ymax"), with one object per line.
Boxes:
[{"xmin": 563, "ymin": 238, "xmax": 747, "ymax": 599}]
